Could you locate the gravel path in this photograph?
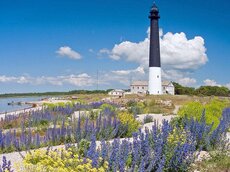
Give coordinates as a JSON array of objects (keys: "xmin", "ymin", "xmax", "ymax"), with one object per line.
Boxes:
[{"xmin": 173, "ymin": 105, "xmax": 181, "ymax": 114}]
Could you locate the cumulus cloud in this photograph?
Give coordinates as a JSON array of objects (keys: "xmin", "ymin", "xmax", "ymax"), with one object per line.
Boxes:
[
  {"xmin": 112, "ymin": 66, "xmax": 145, "ymax": 75},
  {"xmin": 17, "ymin": 76, "xmax": 30, "ymax": 84},
  {"xmin": 99, "ymin": 28, "xmax": 208, "ymax": 85},
  {"xmin": 177, "ymin": 77, "xmax": 197, "ymax": 87},
  {"xmin": 226, "ymin": 83, "xmax": 230, "ymax": 89},
  {"xmin": 103, "ymin": 28, "xmax": 208, "ymax": 70},
  {"xmin": 0, "ymin": 75, "xmax": 16, "ymax": 82},
  {"xmin": 99, "ymin": 48, "xmax": 111, "ymax": 55},
  {"xmin": 203, "ymin": 79, "xmax": 230, "ymax": 89},
  {"xmin": 161, "ymin": 69, "xmax": 196, "ymax": 87},
  {"xmin": 0, "ymin": 74, "xmax": 94, "ymax": 87},
  {"xmin": 56, "ymin": 46, "xmax": 82, "ymax": 60},
  {"xmin": 203, "ymin": 79, "xmax": 221, "ymax": 87}
]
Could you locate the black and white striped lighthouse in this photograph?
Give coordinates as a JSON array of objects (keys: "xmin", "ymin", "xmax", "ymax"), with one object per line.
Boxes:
[{"xmin": 148, "ymin": 2, "xmax": 162, "ymax": 95}]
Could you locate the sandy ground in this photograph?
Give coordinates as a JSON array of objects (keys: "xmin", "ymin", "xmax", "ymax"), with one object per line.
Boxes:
[{"xmin": 173, "ymin": 105, "xmax": 181, "ymax": 114}]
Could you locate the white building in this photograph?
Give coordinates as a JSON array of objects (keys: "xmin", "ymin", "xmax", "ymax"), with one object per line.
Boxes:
[
  {"xmin": 130, "ymin": 81, "xmax": 148, "ymax": 94},
  {"xmin": 162, "ymin": 81, "xmax": 175, "ymax": 95},
  {"xmin": 108, "ymin": 89, "xmax": 125, "ymax": 98},
  {"xmin": 130, "ymin": 80, "xmax": 175, "ymax": 95}
]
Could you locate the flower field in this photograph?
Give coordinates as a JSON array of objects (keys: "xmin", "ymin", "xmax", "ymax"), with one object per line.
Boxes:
[{"xmin": 0, "ymin": 98, "xmax": 230, "ymax": 171}]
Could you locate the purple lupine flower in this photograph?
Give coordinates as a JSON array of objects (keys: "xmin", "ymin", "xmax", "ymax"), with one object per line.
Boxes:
[
  {"xmin": 100, "ymin": 140, "xmax": 108, "ymax": 160},
  {"xmin": 156, "ymin": 155, "xmax": 166, "ymax": 172},
  {"xmin": 131, "ymin": 132, "xmax": 141, "ymax": 170},
  {"xmin": 139, "ymin": 158, "xmax": 145, "ymax": 172},
  {"xmin": 87, "ymin": 132, "xmax": 98, "ymax": 167},
  {"xmin": 36, "ymin": 133, "xmax": 40, "ymax": 148},
  {"xmin": 0, "ymin": 156, "xmax": 13, "ymax": 172},
  {"xmin": 76, "ymin": 114, "xmax": 81, "ymax": 142},
  {"xmin": 109, "ymin": 139, "xmax": 120, "ymax": 172},
  {"xmin": 118, "ymin": 139, "xmax": 129, "ymax": 172}
]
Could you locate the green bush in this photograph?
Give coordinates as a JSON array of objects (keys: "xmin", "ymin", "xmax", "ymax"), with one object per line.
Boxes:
[
  {"xmin": 99, "ymin": 103, "xmax": 116, "ymax": 113},
  {"xmin": 127, "ymin": 101, "xmax": 147, "ymax": 114},
  {"xmin": 143, "ymin": 115, "xmax": 153, "ymax": 124},
  {"xmin": 17, "ymin": 147, "xmax": 108, "ymax": 172},
  {"xmin": 118, "ymin": 111, "xmax": 140, "ymax": 137},
  {"xmin": 178, "ymin": 98, "xmax": 230, "ymax": 129},
  {"xmin": 145, "ymin": 100, "xmax": 162, "ymax": 114}
]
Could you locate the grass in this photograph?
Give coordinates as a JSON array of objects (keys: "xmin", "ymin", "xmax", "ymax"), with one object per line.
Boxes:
[{"xmin": 191, "ymin": 152, "xmax": 230, "ymax": 172}]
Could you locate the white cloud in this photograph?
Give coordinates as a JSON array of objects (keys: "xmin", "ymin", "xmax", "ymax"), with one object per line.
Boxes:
[
  {"xmin": 203, "ymin": 79, "xmax": 221, "ymax": 87},
  {"xmin": 99, "ymin": 72, "xmax": 132, "ymax": 86},
  {"xmin": 99, "ymin": 48, "xmax": 110, "ymax": 55},
  {"xmin": 203, "ymin": 79, "xmax": 230, "ymax": 89},
  {"xmin": 0, "ymin": 73, "xmax": 94, "ymax": 87},
  {"xmin": 112, "ymin": 66, "xmax": 145, "ymax": 75},
  {"xmin": 226, "ymin": 83, "xmax": 230, "ymax": 89},
  {"xmin": 100, "ymin": 28, "xmax": 208, "ymax": 84},
  {"xmin": 161, "ymin": 32, "xmax": 207, "ymax": 70},
  {"xmin": 56, "ymin": 46, "xmax": 82, "ymax": 60},
  {"xmin": 0, "ymin": 75, "xmax": 16, "ymax": 82},
  {"xmin": 178, "ymin": 77, "xmax": 197, "ymax": 87},
  {"xmin": 62, "ymin": 73, "xmax": 94, "ymax": 87},
  {"xmin": 17, "ymin": 76, "xmax": 30, "ymax": 84},
  {"xmin": 103, "ymin": 28, "xmax": 208, "ymax": 70},
  {"xmin": 161, "ymin": 69, "xmax": 196, "ymax": 87}
]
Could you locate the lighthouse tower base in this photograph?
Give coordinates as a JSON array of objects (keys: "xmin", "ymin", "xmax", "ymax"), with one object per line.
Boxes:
[{"xmin": 148, "ymin": 67, "xmax": 162, "ymax": 95}]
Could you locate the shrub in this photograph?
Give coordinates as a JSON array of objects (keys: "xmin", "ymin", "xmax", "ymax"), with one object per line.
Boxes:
[
  {"xmin": 117, "ymin": 112, "xmax": 140, "ymax": 137},
  {"xmin": 127, "ymin": 101, "xmax": 146, "ymax": 114},
  {"xmin": 8, "ymin": 109, "xmax": 230, "ymax": 171},
  {"xmin": 143, "ymin": 115, "xmax": 153, "ymax": 124},
  {"xmin": 18, "ymin": 148, "xmax": 108, "ymax": 172},
  {"xmin": 77, "ymin": 139, "xmax": 90, "ymax": 156},
  {"xmin": 178, "ymin": 101, "xmax": 204, "ymax": 119},
  {"xmin": 99, "ymin": 104, "xmax": 115, "ymax": 113},
  {"xmin": 145, "ymin": 99, "xmax": 162, "ymax": 114},
  {"xmin": 178, "ymin": 98, "xmax": 230, "ymax": 129}
]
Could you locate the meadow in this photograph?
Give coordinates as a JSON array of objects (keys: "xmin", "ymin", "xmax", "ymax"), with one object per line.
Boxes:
[{"xmin": 0, "ymin": 95, "xmax": 229, "ymax": 172}]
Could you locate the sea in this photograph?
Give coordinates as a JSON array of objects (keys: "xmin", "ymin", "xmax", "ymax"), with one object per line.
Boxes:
[{"xmin": 0, "ymin": 96, "xmax": 45, "ymax": 114}]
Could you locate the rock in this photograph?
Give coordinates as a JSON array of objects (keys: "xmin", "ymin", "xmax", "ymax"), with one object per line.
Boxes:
[{"xmin": 195, "ymin": 151, "xmax": 211, "ymax": 162}]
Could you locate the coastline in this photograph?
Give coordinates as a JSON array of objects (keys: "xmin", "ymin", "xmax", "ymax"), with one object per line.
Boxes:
[
  {"xmin": 0, "ymin": 106, "xmax": 43, "ymax": 120},
  {"xmin": 0, "ymin": 99, "xmax": 71, "ymax": 120}
]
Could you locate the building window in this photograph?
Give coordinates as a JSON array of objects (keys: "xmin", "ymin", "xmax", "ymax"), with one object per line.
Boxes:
[
  {"xmin": 133, "ymin": 87, "xmax": 134, "ymax": 89},
  {"xmin": 157, "ymin": 75, "xmax": 159, "ymax": 78},
  {"xmin": 142, "ymin": 87, "xmax": 144, "ymax": 89},
  {"xmin": 137, "ymin": 87, "xmax": 139, "ymax": 89}
]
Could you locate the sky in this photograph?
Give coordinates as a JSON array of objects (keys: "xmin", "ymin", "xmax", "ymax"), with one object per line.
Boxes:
[{"xmin": 0, "ymin": 0, "xmax": 229, "ymax": 93}]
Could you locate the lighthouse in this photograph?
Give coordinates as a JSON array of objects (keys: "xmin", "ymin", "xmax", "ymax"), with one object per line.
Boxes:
[{"xmin": 148, "ymin": 2, "xmax": 162, "ymax": 95}]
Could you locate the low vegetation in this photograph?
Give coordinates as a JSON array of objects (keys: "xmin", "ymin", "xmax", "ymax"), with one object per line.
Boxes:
[
  {"xmin": 191, "ymin": 152, "xmax": 230, "ymax": 172},
  {"xmin": 0, "ymin": 90, "xmax": 112, "ymax": 98},
  {"xmin": 0, "ymin": 97, "xmax": 230, "ymax": 171},
  {"xmin": 17, "ymin": 147, "xmax": 108, "ymax": 172},
  {"xmin": 173, "ymin": 82, "xmax": 230, "ymax": 97},
  {"xmin": 177, "ymin": 98, "xmax": 230, "ymax": 129}
]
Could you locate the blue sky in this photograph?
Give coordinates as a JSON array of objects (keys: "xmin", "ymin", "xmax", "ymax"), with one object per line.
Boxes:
[{"xmin": 0, "ymin": 0, "xmax": 229, "ymax": 93}]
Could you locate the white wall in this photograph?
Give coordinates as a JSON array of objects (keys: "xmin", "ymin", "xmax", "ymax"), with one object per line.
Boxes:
[{"xmin": 130, "ymin": 86, "xmax": 148, "ymax": 94}]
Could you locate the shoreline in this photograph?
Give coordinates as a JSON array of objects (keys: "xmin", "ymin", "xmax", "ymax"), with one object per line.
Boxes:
[
  {"xmin": 0, "ymin": 106, "xmax": 43, "ymax": 120},
  {"xmin": 0, "ymin": 99, "xmax": 72, "ymax": 119}
]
